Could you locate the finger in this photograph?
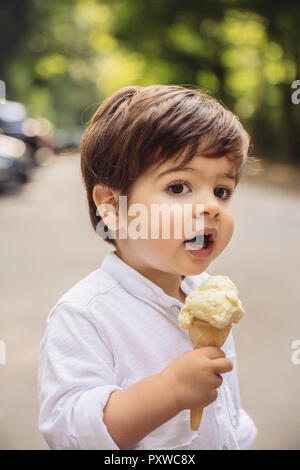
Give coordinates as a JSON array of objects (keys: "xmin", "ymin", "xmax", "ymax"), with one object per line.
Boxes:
[
  {"xmin": 214, "ymin": 373, "xmax": 223, "ymax": 388},
  {"xmin": 212, "ymin": 358, "xmax": 233, "ymax": 374},
  {"xmin": 198, "ymin": 346, "xmax": 226, "ymax": 359}
]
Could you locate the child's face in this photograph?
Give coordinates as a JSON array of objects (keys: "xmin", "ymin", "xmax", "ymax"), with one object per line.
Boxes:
[{"xmin": 115, "ymin": 154, "xmax": 236, "ymax": 280}]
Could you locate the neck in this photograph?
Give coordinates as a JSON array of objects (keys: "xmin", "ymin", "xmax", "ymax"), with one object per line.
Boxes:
[{"xmin": 114, "ymin": 249, "xmax": 186, "ymax": 303}]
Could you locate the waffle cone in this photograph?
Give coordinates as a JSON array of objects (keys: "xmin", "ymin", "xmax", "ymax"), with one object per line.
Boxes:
[
  {"xmin": 188, "ymin": 318, "xmax": 231, "ymax": 431},
  {"xmin": 188, "ymin": 318, "xmax": 232, "ymax": 349}
]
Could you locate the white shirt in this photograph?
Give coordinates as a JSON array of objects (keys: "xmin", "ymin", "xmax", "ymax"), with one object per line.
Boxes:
[{"xmin": 38, "ymin": 250, "xmax": 257, "ymax": 450}]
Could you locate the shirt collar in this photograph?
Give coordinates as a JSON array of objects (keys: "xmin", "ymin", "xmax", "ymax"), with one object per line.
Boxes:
[{"xmin": 100, "ymin": 250, "xmax": 210, "ymax": 315}]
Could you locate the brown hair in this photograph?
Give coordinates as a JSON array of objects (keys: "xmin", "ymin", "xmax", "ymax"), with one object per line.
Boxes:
[{"xmin": 80, "ymin": 85, "xmax": 252, "ymax": 246}]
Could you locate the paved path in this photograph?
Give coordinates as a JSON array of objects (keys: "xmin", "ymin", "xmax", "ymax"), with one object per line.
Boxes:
[{"xmin": 0, "ymin": 154, "xmax": 299, "ymax": 449}]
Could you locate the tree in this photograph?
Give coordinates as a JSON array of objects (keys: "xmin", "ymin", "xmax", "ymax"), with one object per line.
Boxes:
[{"xmin": 1, "ymin": 0, "xmax": 299, "ymax": 163}]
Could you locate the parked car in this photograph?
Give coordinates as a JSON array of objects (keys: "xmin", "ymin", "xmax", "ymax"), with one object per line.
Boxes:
[
  {"xmin": 0, "ymin": 133, "xmax": 32, "ymax": 193},
  {"xmin": 0, "ymin": 100, "xmax": 54, "ymax": 166}
]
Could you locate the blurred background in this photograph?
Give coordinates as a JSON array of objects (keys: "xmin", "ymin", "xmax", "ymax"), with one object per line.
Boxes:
[{"xmin": 0, "ymin": 0, "xmax": 299, "ymax": 450}]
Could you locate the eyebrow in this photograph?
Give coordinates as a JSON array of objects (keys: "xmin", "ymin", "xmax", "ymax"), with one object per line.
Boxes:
[{"xmin": 155, "ymin": 166, "xmax": 238, "ymax": 183}]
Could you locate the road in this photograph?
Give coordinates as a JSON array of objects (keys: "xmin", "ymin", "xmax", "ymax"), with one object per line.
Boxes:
[{"xmin": 0, "ymin": 153, "xmax": 299, "ymax": 449}]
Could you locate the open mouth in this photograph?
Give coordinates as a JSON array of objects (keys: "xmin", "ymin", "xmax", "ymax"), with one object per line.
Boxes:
[{"xmin": 184, "ymin": 233, "xmax": 212, "ymax": 250}]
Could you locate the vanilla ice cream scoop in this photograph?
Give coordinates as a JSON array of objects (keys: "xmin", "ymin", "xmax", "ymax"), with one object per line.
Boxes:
[{"xmin": 178, "ymin": 274, "xmax": 245, "ymax": 330}]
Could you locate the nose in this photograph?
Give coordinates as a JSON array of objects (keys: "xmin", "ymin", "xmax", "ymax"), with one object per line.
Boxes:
[{"xmin": 194, "ymin": 190, "xmax": 221, "ymax": 219}]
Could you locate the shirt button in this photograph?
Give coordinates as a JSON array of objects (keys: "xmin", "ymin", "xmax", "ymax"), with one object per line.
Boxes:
[{"xmin": 170, "ymin": 305, "xmax": 181, "ymax": 313}]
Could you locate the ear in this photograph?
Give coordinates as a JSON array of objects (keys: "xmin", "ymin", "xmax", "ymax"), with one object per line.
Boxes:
[{"xmin": 93, "ymin": 184, "xmax": 120, "ymax": 231}]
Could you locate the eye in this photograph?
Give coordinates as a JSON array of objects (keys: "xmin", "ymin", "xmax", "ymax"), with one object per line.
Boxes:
[
  {"xmin": 165, "ymin": 181, "xmax": 191, "ymax": 196},
  {"xmin": 214, "ymin": 187, "xmax": 233, "ymax": 200}
]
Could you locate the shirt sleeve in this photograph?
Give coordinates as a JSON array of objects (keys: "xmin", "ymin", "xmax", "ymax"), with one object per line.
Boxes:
[{"xmin": 38, "ymin": 301, "xmax": 122, "ymax": 450}]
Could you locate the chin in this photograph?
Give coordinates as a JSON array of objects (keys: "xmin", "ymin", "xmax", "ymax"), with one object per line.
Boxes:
[{"xmin": 180, "ymin": 261, "xmax": 210, "ymax": 277}]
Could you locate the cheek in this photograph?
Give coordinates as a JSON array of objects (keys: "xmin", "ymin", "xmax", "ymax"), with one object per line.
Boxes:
[{"xmin": 224, "ymin": 212, "xmax": 234, "ymax": 244}]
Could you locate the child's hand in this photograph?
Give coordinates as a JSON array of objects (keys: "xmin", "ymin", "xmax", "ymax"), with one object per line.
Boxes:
[{"xmin": 159, "ymin": 347, "xmax": 233, "ymax": 413}]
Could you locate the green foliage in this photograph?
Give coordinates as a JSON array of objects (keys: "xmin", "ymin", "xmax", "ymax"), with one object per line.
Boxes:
[{"xmin": 1, "ymin": 0, "xmax": 299, "ymax": 162}]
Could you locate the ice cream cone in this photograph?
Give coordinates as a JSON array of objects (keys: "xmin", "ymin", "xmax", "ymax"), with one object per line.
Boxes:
[
  {"xmin": 188, "ymin": 318, "xmax": 231, "ymax": 431},
  {"xmin": 189, "ymin": 318, "xmax": 232, "ymax": 349},
  {"xmin": 177, "ymin": 274, "xmax": 245, "ymax": 432}
]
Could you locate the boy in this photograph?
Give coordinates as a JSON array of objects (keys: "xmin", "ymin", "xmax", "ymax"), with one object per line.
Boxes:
[{"xmin": 38, "ymin": 85, "xmax": 257, "ymax": 450}]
